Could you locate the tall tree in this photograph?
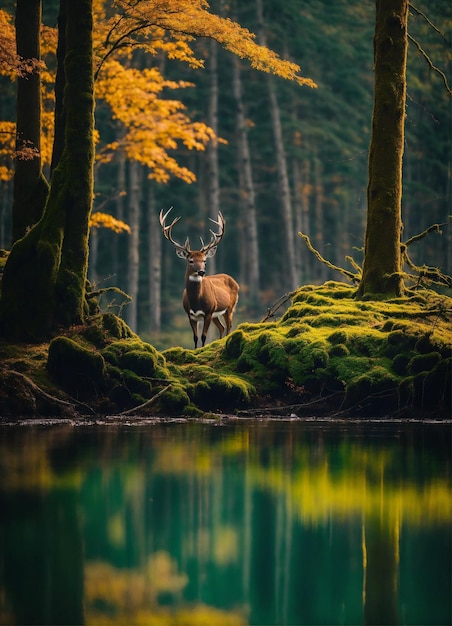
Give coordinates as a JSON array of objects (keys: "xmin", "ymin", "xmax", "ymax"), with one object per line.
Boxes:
[
  {"xmin": 12, "ymin": 0, "xmax": 49, "ymax": 242},
  {"xmin": 256, "ymin": 0, "xmax": 298, "ymax": 292},
  {"xmin": 124, "ymin": 159, "xmax": 142, "ymax": 331},
  {"xmin": 0, "ymin": 0, "xmax": 94, "ymax": 340},
  {"xmin": 357, "ymin": 0, "xmax": 408, "ymax": 297},
  {"xmin": 206, "ymin": 38, "xmax": 220, "ymax": 275},
  {"xmin": 232, "ymin": 55, "xmax": 260, "ymax": 306}
]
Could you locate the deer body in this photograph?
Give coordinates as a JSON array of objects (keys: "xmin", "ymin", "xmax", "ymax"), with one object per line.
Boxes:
[{"xmin": 160, "ymin": 209, "xmax": 239, "ymax": 348}]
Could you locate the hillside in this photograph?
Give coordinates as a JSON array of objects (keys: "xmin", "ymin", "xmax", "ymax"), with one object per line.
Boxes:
[{"xmin": 0, "ymin": 282, "xmax": 450, "ymax": 420}]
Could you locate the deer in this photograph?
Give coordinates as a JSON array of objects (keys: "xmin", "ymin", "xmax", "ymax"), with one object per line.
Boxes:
[{"xmin": 160, "ymin": 208, "xmax": 239, "ymax": 349}]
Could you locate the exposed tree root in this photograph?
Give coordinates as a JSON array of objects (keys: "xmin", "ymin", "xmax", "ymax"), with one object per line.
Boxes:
[{"xmin": 117, "ymin": 384, "xmax": 172, "ymax": 416}]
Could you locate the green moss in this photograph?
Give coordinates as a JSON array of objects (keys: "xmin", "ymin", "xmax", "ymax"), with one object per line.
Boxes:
[
  {"xmin": 102, "ymin": 313, "xmax": 134, "ymax": 340},
  {"xmin": 3, "ymin": 280, "xmax": 452, "ymax": 417},
  {"xmin": 344, "ymin": 366, "xmax": 399, "ymax": 413},
  {"xmin": 286, "ymin": 323, "xmax": 311, "ymax": 337},
  {"xmin": 191, "ymin": 372, "xmax": 253, "ymax": 411},
  {"xmin": 328, "ymin": 330, "xmax": 348, "ymax": 345},
  {"xmin": 329, "ymin": 343, "xmax": 350, "ymax": 357},
  {"xmin": 164, "ymin": 347, "xmax": 191, "ymax": 365},
  {"xmin": 81, "ymin": 319, "xmax": 107, "ymax": 347},
  {"xmin": 102, "ymin": 339, "xmax": 167, "ymax": 376},
  {"xmin": 121, "ymin": 369, "xmax": 152, "ymax": 396},
  {"xmin": 224, "ymin": 329, "xmax": 246, "ymax": 359},
  {"xmin": 408, "ymin": 352, "xmax": 442, "ymax": 374},
  {"xmin": 47, "ymin": 335, "xmax": 106, "ymax": 399},
  {"xmin": 157, "ymin": 384, "xmax": 190, "ymax": 414},
  {"xmin": 392, "ymin": 353, "xmax": 412, "ymax": 376}
]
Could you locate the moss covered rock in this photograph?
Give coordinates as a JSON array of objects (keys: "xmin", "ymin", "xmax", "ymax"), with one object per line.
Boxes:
[
  {"xmin": 2, "ymin": 281, "xmax": 451, "ymax": 418},
  {"xmin": 47, "ymin": 336, "xmax": 106, "ymax": 399}
]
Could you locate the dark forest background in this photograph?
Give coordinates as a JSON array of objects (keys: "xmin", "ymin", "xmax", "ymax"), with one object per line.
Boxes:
[{"xmin": 0, "ymin": 0, "xmax": 450, "ymax": 347}]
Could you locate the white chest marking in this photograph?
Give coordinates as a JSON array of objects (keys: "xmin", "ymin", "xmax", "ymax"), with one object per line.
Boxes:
[
  {"xmin": 189, "ymin": 308, "xmax": 227, "ymax": 322},
  {"xmin": 189, "ymin": 309, "xmax": 205, "ymax": 321}
]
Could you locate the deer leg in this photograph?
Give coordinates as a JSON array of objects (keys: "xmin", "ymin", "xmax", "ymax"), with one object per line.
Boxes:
[
  {"xmin": 201, "ymin": 313, "xmax": 212, "ymax": 347},
  {"xmin": 224, "ymin": 309, "xmax": 233, "ymax": 335},
  {"xmin": 189, "ymin": 317, "xmax": 199, "ymax": 348},
  {"xmin": 212, "ymin": 316, "xmax": 225, "ymax": 339}
]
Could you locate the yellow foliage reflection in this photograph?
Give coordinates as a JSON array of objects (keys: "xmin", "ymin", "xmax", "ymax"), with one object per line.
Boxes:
[{"xmin": 85, "ymin": 552, "xmax": 246, "ymax": 626}]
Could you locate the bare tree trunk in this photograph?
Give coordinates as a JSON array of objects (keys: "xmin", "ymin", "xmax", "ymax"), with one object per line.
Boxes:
[
  {"xmin": 206, "ymin": 38, "xmax": 219, "ymax": 274},
  {"xmin": 256, "ymin": 0, "xmax": 297, "ymax": 292},
  {"xmin": 113, "ymin": 151, "xmax": 126, "ymax": 284},
  {"xmin": 12, "ymin": 0, "xmax": 49, "ymax": 242},
  {"xmin": 147, "ymin": 181, "xmax": 161, "ymax": 333},
  {"xmin": 313, "ymin": 156, "xmax": 326, "ymax": 283},
  {"xmin": 300, "ymin": 158, "xmax": 313, "ymax": 281},
  {"xmin": 232, "ymin": 55, "xmax": 260, "ymax": 306},
  {"xmin": 125, "ymin": 160, "xmax": 142, "ymax": 331},
  {"xmin": 357, "ymin": 0, "xmax": 407, "ymax": 298},
  {"xmin": 292, "ymin": 159, "xmax": 303, "ymax": 282}
]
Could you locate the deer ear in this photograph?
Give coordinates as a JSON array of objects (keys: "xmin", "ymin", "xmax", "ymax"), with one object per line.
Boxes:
[
  {"xmin": 205, "ymin": 247, "xmax": 217, "ymax": 259},
  {"xmin": 176, "ymin": 249, "xmax": 188, "ymax": 259}
]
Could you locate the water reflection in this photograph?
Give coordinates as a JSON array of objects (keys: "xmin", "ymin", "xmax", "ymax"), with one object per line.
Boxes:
[{"xmin": 0, "ymin": 420, "xmax": 450, "ymax": 625}]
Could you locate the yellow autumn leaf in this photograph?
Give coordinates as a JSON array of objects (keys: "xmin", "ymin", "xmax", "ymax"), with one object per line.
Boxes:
[{"xmin": 89, "ymin": 211, "xmax": 131, "ymax": 234}]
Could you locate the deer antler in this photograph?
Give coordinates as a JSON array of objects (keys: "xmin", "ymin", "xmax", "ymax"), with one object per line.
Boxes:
[
  {"xmin": 200, "ymin": 212, "xmax": 225, "ymax": 253},
  {"xmin": 159, "ymin": 208, "xmax": 190, "ymax": 255}
]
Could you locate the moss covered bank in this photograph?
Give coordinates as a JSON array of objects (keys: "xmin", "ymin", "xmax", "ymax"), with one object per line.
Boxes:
[{"xmin": 0, "ymin": 282, "xmax": 450, "ymax": 419}]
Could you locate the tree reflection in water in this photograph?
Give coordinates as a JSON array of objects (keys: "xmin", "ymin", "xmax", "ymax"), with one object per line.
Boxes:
[{"xmin": 0, "ymin": 420, "xmax": 450, "ymax": 625}]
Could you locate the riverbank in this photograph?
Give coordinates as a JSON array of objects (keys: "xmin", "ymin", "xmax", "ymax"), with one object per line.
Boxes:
[{"xmin": 1, "ymin": 282, "xmax": 450, "ymax": 420}]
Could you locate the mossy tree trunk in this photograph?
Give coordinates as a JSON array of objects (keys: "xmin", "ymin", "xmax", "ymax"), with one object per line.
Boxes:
[
  {"xmin": 0, "ymin": 0, "xmax": 94, "ymax": 341},
  {"xmin": 12, "ymin": 0, "xmax": 49, "ymax": 243},
  {"xmin": 357, "ymin": 0, "xmax": 408, "ymax": 298}
]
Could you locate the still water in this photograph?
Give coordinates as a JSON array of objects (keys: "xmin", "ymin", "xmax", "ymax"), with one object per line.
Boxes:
[{"xmin": 0, "ymin": 418, "xmax": 450, "ymax": 626}]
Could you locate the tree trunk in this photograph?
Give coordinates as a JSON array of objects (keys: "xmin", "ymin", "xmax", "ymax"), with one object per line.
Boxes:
[
  {"xmin": 232, "ymin": 55, "xmax": 260, "ymax": 306},
  {"xmin": 357, "ymin": 0, "xmax": 408, "ymax": 298},
  {"xmin": 113, "ymin": 151, "xmax": 127, "ymax": 287},
  {"xmin": 50, "ymin": 0, "xmax": 67, "ymax": 174},
  {"xmin": 0, "ymin": 0, "xmax": 95, "ymax": 341},
  {"xmin": 256, "ymin": 0, "xmax": 298, "ymax": 292},
  {"xmin": 124, "ymin": 159, "xmax": 142, "ymax": 331},
  {"xmin": 88, "ymin": 227, "xmax": 98, "ymax": 285},
  {"xmin": 313, "ymin": 156, "xmax": 326, "ymax": 283},
  {"xmin": 147, "ymin": 181, "xmax": 161, "ymax": 333},
  {"xmin": 206, "ymin": 38, "xmax": 219, "ymax": 275},
  {"xmin": 12, "ymin": 0, "xmax": 49, "ymax": 242}
]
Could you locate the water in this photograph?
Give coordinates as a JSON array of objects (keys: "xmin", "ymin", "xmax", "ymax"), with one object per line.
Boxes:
[{"xmin": 0, "ymin": 418, "xmax": 450, "ymax": 626}]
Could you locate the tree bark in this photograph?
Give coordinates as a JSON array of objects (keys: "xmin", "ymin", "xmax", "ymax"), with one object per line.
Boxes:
[
  {"xmin": 0, "ymin": 0, "xmax": 95, "ymax": 341},
  {"xmin": 147, "ymin": 181, "xmax": 161, "ymax": 333},
  {"xmin": 357, "ymin": 0, "xmax": 408, "ymax": 298},
  {"xmin": 256, "ymin": 0, "xmax": 298, "ymax": 292},
  {"xmin": 232, "ymin": 55, "xmax": 260, "ymax": 306},
  {"xmin": 124, "ymin": 159, "xmax": 142, "ymax": 331},
  {"xmin": 50, "ymin": 0, "xmax": 67, "ymax": 174},
  {"xmin": 207, "ymin": 38, "xmax": 219, "ymax": 275},
  {"xmin": 12, "ymin": 0, "xmax": 49, "ymax": 242},
  {"xmin": 313, "ymin": 156, "xmax": 326, "ymax": 283}
]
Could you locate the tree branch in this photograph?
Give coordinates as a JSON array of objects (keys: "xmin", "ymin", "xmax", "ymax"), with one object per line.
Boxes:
[
  {"xmin": 260, "ymin": 292, "xmax": 295, "ymax": 323},
  {"xmin": 408, "ymin": 34, "xmax": 452, "ymax": 95},
  {"xmin": 117, "ymin": 384, "xmax": 172, "ymax": 415},
  {"xmin": 298, "ymin": 231, "xmax": 360, "ymax": 283},
  {"xmin": 409, "ymin": 3, "xmax": 449, "ymax": 42}
]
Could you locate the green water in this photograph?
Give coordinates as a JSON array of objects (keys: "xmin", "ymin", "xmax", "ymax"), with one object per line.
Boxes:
[{"xmin": 0, "ymin": 419, "xmax": 450, "ymax": 625}]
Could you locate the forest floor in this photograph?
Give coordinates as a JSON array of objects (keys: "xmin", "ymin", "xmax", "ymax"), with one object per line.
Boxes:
[{"xmin": 1, "ymin": 281, "xmax": 451, "ymax": 421}]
